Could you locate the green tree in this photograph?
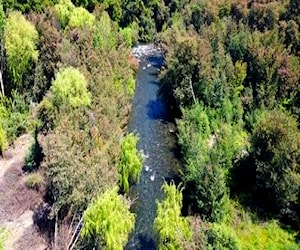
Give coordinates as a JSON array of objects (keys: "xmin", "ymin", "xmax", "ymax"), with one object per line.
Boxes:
[
  {"xmin": 68, "ymin": 6, "xmax": 95, "ymax": 28},
  {"xmin": 251, "ymin": 110, "xmax": 300, "ymax": 220},
  {"xmin": 118, "ymin": 133, "xmax": 142, "ymax": 193},
  {"xmin": 55, "ymin": 0, "xmax": 95, "ymax": 28},
  {"xmin": 51, "ymin": 67, "xmax": 91, "ymax": 108},
  {"xmin": 93, "ymin": 11, "xmax": 116, "ymax": 49},
  {"xmin": 4, "ymin": 11, "xmax": 38, "ymax": 88},
  {"xmin": 82, "ymin": 187, "xmax": 135, "ymax": 250},
  {"xmin": 154, "ymin": 182, "xmax": 193, "ymax": 250},
  {"xmin": 54, "ymin": 0, "xmax": 75, "ymax": 28}
]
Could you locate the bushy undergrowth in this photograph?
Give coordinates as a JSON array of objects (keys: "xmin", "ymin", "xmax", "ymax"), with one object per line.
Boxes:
[{"xmin": 0, "ymin": 92, "xmax": 29, "ymax": 144}]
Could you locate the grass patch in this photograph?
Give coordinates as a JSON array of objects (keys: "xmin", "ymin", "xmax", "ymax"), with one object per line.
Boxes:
[{"xmin": 25, "ymin": 172, "xmax": 44, "ymax": 190}]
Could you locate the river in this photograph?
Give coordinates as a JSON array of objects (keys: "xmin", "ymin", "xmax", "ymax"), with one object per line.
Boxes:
[{"xmin": 125, "ymin": 45, "xmax": 180, "ymax": 250}]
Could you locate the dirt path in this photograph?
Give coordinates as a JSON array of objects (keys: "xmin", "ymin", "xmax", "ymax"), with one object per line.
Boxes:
[{"xmin": 0, "ymin": 134, "xmax": 48, "ymax": 250}]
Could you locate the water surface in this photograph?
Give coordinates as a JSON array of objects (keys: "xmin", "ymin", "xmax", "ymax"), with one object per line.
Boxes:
[{"xmin": 126, "ymin": 47, "xmax": 180, "ymax": 250}]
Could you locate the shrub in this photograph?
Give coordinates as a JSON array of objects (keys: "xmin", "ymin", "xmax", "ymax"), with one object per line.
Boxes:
[
  {"xmin": 68, "ymin": 6, "xmax": 95, "ymax": 28},
  {"xmin": 51, "ymin": 67, "xmax": 91, "ymax": 108},
  {"xmin": 25, "ymin": 172, "xmax": 44, "ymax": 190},
  {"xmin": 0, "ymin": 92, "xmax": 29, "ymax": 143},
  {"xmin": 126, "ymin": 75, "xmax": 135, "ymax": 97},
  {"xmin": 93, "ymin": 11, "xmax": 116, "ymax": 49},
  {"xmin": 0, "ymin": 125, "xmax": 7, "ymax": 156},
  {"xmin": 236, "ymin": 219, "xmax": 299, "ymax": 250},
  {"xmin": 120, "ymin": 27, "xmax": 133, "ymax": 48},
  {"xmin": 82, "ymin": 187, "xmax": 135, "ymax": 250},
  {"xmin": 54, "ymin": 0, "xmax": 75, "ymax": 28},
  {"xmin": 24, "ymin": 127, "xmax": 44, "ymax": 172},
  {"xmin": 154, "ymin": 182, "xmax": 193, "ymax": 250},
  {"xmin": 207, "ymin": 224, "xmax": 241, "ymax": 250},
  {"xmin": 118, "ymin": 133, "xmax": 142, "ymax": 193}
]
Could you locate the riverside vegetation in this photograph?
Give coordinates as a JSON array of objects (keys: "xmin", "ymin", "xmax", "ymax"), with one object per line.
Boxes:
[{"xmin": 0, "ymin": 0, "xmax": 299, "ymax": 249}]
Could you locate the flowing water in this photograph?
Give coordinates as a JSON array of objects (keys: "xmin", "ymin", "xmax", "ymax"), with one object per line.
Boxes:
[{"xmin": 126, "ymin": 45, "xmax": 180, "ymax": 250}]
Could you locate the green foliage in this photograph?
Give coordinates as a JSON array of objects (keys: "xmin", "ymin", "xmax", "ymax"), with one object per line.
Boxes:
[
  {"xmin": 0, "ymin": 3, "xmax": 5, "ymax": 40},
  {"xmin": 82, "ymin": 187, "xmax": 135, "ymax": 250},
  {"xmin": 54, "ymin": 0, "xmax": 75, "ymax": 28},
  {"xmin": 24, "ymin": 127, "xmax": 43, "ymax": 172},
  {"xmin": 0, "ymin": 92, "xmax": 29, "ymax": 143},
  {"xmin": 126, "ymin": 75, "xmax": 135, "ymax": 97},
  {"xmin": 251, "ymin": 110, "xmax": 300, "ymax": 219},
  {"xmin": 4, "ymin": 11, "xmax": 38, "ymax": 88},
  {"xmin": 0, "ymin": 227, "xmax": 7, "ymax": 250},
  {"xmin": 0, "ymin": 125, "xmax": 7, "ymax": 156},
  {"xmin": 207, "ymin": 223, "xmax": 240, "ymax": 250},
  {"xmin": 1, "ymin": 0, "xmax": 53, "ymax": 13},
  {"xmin": 68, "ymin": 6, "xmax": 95, "ymax": 28},
  {"xmin": 25, "ymin": 172, "xmax": 44, "ymax": 190},
  {"xmin": 120, "ymin": 27, "xmax": 132, "ymax": 48},
  {"xmin": 93, "ymin": 11, "xmax": 116, "ymax": 49},
  {"xmin": 55, "ymin": 0, "xmax": 94, "ymax": 28},
  {"xmin": 41, "ymin": 110, "xmax": 118, "ymax": 215},
  {"xmin": 178, "ymin": 103, "xmax": 247, "ymax": 222},
  {"xmin": 118, "ymin": 133, "xmax": 142, "ymax": 193},
  {"xmin": 51, "ymin": 67, "xmax": 91, "ymax": 108},
  {"xmin": 154, "ymin": 182, "xmax": 193, "ymax": 250},
  {"xmin": 236, "ymin": 220, "xmax": 299, "ymax": 250}
]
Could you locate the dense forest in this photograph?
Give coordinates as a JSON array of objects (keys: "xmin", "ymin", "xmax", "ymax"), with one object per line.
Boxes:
[{"xmin": 0, "ymin": 0, "xmax": 299, "ymax": 249}]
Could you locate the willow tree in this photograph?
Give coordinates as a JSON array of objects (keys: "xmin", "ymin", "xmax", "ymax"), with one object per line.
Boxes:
[
  {"xmin": 118, "ymin": 133, "xmax": 142, "ymax": 193},
  {"xmin": 51, "ymin": 67, "xmax": 91, "ymax": 108},
  {"xmin": 4, "ymin": 11, "xmax": 38, "ymax": 89},
  {"xmin": 154, "ymin": 182, "xmax": 193, "ymax": 250},
  {"xmin": 82, "ymin": 188, "xmax": 135, "ymax": 250}
]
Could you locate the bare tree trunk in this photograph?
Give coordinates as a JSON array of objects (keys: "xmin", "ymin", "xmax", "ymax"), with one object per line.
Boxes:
[
  {"xmin": 67, "ymin": 216, "xmax": 83, "ymax": 250},
  {"xmin": 189, "ymin": 78, "xmax": 197, "ymax": 105},
  {"xmin": 0, "ymin": 70, "xmax": 4, "ymax": 96},
  {"xmin": 54, "ymin": 214, "xmax": 58, "ymax": 250}
]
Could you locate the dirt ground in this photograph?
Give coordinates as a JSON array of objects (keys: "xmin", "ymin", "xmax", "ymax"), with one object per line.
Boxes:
[{"xmin": 0, "ymin": 134, "xmax": 48, "ymax": 250}]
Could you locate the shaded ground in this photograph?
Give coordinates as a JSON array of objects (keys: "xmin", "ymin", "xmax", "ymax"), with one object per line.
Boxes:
[{"xmin": 0, "ymin": 134, "xmax": 48, "ymax": 250}]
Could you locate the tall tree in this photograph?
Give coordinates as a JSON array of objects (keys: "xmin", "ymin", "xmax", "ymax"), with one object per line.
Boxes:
[
  {"xmin": 4, "ymin": 11, "xmax": 38, "ymax": 90},
  {"xmin": 251, "ymin": 110, "xmax": 300, "ymax": 221}
]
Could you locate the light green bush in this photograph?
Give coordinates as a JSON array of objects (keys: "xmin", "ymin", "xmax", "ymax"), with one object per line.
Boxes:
[
  {"xmin": 51, "ymin": 67, "xmax": 91, "ymax": 108},
  {"xmin": 54, "ymin": 0, "xmax": 75, "ymax": 28},
  {"xmin": 118, "ymin": 133, "xmax": 142, "ymax": 193},
  {"xmin": 69, "ymin": 7, "xmax": 95, "ymax": 28},
  {"xmin": 120, "ymin": 27, "xmax": 133, "ymax": 48},
  {"xmin": 154, "ymin": 182, "xmax": 193, "ymax": 250},
  {"xmin": 93, "ymin": 11, "xmax": 116, "ymax": 49},
  {"xmin": 82, "ymin": 187, "xmax": 135, "ymax": 250},
  {"xmin": 55, "ymin": 0, "xmax": 95, "ymax": 29},
  {"xmin": 0, "ymin": 125, "xmax": 7, "ymax": 156},
  {"xmin": 236, "ymin": 220, "xmax": 299, "ymax": 250},
  {"xmin": 126, "ymin": 75, "xmax": 135, "ymax": 97}
]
